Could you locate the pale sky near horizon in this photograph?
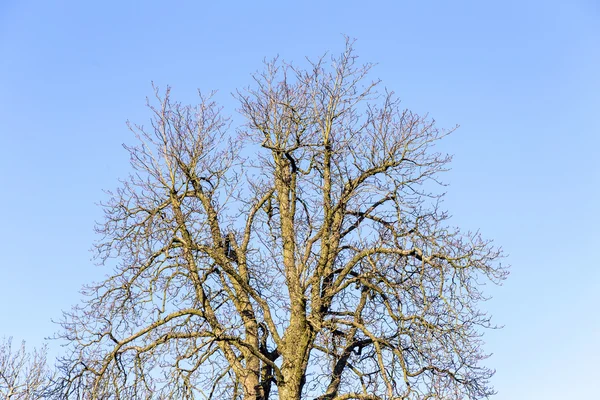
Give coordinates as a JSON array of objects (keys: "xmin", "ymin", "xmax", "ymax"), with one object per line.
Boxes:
[{"xmin": 1, "ymin": 1, "xmax": 599, "ymax": 398}]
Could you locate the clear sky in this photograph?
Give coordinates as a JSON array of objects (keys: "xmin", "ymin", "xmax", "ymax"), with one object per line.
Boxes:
[{"xmin": 1, "ymin": 1, "xmax": 599, "ymax": 398}]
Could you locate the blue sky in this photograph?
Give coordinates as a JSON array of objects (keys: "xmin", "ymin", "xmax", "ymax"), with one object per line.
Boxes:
[{"xmin": 1, "ymin": 1, "xmax": 599, "ymax": 398}]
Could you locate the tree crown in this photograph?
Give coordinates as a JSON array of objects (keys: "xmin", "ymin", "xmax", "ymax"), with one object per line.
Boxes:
[{"xmin": 57, "ymin": 40, "xmax": 507, "ymax": 400}]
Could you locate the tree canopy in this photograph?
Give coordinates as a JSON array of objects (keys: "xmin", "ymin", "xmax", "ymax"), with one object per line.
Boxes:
[
  {"xmin": 56, "ymin": 40, "xmax": 507, "ymax": 400},
  {"xmin": 0, "ymin": 337, "xmax": 54, "ymax": 399}
]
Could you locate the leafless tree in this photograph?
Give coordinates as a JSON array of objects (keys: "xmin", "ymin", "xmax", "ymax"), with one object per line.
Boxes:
[
  {"xmin": 56, "ymin": 40, "xmax": 507, "ymax": 399},
  {"xmin": 0, "ymin": 337, "xmax": 55, "ymax": 399}
]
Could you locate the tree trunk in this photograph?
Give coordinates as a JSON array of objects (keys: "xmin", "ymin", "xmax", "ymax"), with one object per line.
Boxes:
[
  {"xmin": 278, "ymin": 379, "xmax": 303, "ymax": 400},
  {"xmin": 278, "ymin": 310, "xmax": 311, "ymax": 400}
]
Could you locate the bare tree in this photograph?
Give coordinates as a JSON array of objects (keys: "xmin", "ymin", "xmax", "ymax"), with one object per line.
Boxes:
[
  {"xmin": 0, "ymin": 337, "xmax": 54, "ymax": 399},
  {"xmin": 56, "ymin": 40, "xmax": 507, "ymax": 400}
]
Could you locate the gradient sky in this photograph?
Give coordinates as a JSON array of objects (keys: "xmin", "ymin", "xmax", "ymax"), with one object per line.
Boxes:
[{"xmin": 1, "ymin": 1, "xmax": 599, "ymax": 398}]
